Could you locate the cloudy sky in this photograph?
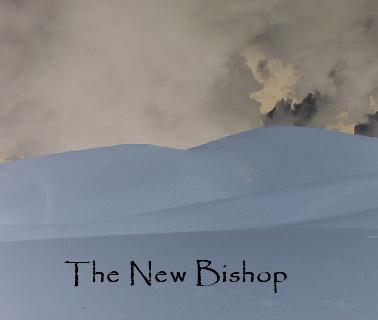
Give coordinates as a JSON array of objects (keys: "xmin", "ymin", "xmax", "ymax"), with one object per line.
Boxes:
[{"xmin": 1, "ymin": 0, "xmax": 378, "ymax": 161}]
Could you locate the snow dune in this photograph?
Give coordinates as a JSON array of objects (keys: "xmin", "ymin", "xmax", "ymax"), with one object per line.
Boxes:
[
  {"xmin": 1, "ymin": 126, "xmax": 378, "ymax": 239},
  {"xmin": 0, "ymin": 127, "xmax": 378, "ymax": 231}
]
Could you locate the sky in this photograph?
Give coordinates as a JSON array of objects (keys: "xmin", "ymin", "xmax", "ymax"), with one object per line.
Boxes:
[{"xmin": 1, "ymin": 0, "xmax": 378, "ymax": 161}]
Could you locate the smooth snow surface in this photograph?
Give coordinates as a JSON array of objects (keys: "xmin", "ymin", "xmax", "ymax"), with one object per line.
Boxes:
[
  {"xmin": 1, "ymin": 126, "xmax": 378, "ymax": 229},
  {"xmin": 1, "ymin": 126, "xmax": 378, "ymax": 319}
]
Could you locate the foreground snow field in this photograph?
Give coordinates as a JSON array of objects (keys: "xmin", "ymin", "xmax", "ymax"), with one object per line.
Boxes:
[
  {"xmin": 1, "ymin": 228, "xmax": 378, "ymax": 320},
  {"xmin": 0, "ymin": 126, "xmax": 378, "ymax": 319}
]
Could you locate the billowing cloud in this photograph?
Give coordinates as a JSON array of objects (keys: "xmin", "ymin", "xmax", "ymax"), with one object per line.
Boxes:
[{"xmin": 1, "ymin": 0, "xmax": 378, "ymax": 160}]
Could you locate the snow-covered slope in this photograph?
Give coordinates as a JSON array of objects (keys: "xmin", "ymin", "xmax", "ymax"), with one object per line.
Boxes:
[
  {"xmin": 1, "ymin": 126, "xmax": 378, "ymax": 229},
  {"xmin": 1, "ymin": 126, "xmax": 378, "ymax": 319}
]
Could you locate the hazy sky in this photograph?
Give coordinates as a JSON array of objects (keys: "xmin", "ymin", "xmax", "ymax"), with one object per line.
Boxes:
[{"xmin": 1, "ymin": 0, "xmax": 378, "ymax": 160}]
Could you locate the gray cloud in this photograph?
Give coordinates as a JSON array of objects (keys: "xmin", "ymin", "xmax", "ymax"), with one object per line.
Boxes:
[
  {"xmin": 1, "ymin": 0, "xmax": 378, "ymax": 160},
  {"xmin": 0, "ymin": 0, "xmax": 265, "ymax": 159},
  {"xmin": 256, "ymin": 59, "xmax": 271, "ymax": 80}
]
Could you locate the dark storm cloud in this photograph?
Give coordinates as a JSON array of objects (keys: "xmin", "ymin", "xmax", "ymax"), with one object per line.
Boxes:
[
  {"xmin": 264, "ymin": 92, "xmax": 329, "ymax": 127},
  {"xmin": 354, "ymin": 112, "xmax": 378, "ymax": 137}
]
